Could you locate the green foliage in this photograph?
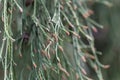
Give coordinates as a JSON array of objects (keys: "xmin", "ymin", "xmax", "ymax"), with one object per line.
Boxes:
[{"xmin": 0, "ymin": 0, "xmax": 111, "ymax": 80}]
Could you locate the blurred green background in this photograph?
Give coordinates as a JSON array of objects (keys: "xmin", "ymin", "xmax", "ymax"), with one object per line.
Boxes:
[{"xmin": 91, "ymin": 0, "xmax": 120, "ymax": 80}]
